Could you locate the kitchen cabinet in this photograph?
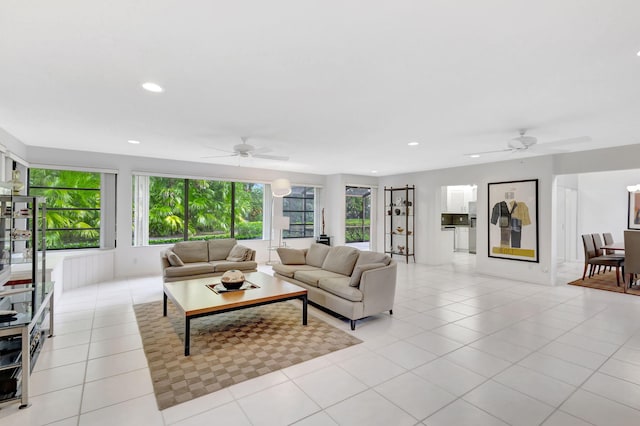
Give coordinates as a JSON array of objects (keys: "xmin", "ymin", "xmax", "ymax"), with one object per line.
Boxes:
[
  {"xmin": 455, "ymin": 227, "xmax": 469, "ymax": 251},
  {"xmin": 443, "ymin": 185, "xmax": 476, "ymax": 213}
]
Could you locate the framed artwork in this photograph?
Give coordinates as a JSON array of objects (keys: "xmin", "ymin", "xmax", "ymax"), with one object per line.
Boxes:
[
  {"xmin": 628, "ymin": 191, "xmax": 640, "ymax": 230},
  {"xmin": 488, "ymin": 179, "xmax": 539, "ymax": 263}
]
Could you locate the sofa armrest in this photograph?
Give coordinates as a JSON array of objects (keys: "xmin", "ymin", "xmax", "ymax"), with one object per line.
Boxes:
[{"xmin": 358, "ymin": 261, "xmax": 397, "ymax": 317}]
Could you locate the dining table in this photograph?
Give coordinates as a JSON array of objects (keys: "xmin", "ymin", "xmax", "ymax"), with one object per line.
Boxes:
[{"xmin": 602, "ymin": 242, "xmax": 625, "ymax": 251}]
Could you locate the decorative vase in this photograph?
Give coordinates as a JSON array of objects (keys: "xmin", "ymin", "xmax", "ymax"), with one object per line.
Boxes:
[{"xmin": 10, "ymin": 170, "xmax": 23, "ymax": 195}]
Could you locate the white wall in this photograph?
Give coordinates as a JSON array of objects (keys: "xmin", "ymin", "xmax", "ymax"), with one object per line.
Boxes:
[
  {"xmin": 381, "ymin": 155, "xmax": 556, "ymax": 285},
  {"xmin": 26, "ymin": 146, "xmax": 329, "ymax": 278},
  {"xmin": 575, "ymin": 169, "xmax": 639, "ymax": 258},
  {"xmin": 14, "ymin": 130, "xmax": 640, "ymax": 286}
]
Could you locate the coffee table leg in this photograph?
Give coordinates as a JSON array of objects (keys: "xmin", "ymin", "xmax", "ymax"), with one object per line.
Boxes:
[
  {"xmin": 302, "ymin": 295, "xmax": 308, "ymax": 325},
  {"xmin": 185, "ymin": 317, "xmax": 191, "ymax": 356},
  {"xmin": 163, "ymin": 292, "xmax": 167, "ymax": 316}
]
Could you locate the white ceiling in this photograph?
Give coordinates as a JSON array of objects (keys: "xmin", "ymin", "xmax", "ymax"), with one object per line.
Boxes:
[{"xmin": 1, "ymin": 1, "xmax": 640, "ymax": 176}]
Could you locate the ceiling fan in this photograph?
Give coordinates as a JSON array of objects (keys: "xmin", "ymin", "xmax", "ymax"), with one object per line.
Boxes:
[
  {"xmin": 465, "ymin": 130, "xmax": 591, "ymax": 158},
  {"xmin": 203, "ymin": 137, "xmax": 289, "ymax": 161}
]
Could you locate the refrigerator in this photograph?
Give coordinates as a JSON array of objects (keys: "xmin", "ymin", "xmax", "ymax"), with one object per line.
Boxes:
[{"xmin": 468, "ymin": 202, "xmax": 477, "ymax": 254}]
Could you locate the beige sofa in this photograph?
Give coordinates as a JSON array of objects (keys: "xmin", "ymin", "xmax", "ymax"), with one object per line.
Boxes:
[
  {"xmin": 272, "ymin": 244, "xmax": 397, "ymax": 330},
  {"xmin": 160, "ymin": 239, "xmax": 257, "ymax": 282}
]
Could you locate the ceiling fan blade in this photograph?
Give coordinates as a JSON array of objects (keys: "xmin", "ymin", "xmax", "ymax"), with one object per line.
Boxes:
[
  {"xmin": 202, "ymin": 145, "xmax": 236, "ymax": 154},
  {"xmin": 251, "ymin": 146, "xmax": 273, "ymax": 155},
  {"xmin": 533, "ymin": 136, "xmax": 591, "ymax": 153},
  {"xmin": 464, "ymin": 148, "xmax": 512, "ymax": 157},
  {"xmin": 201, "ymin": 153, "xmax": 240, "ymax": 159},
  {"xmin": 252, "ymin": 153, "xmax": 290, "ymax": 161},
  {"xmin": 544, "ymin": 136, "xmax": 591, "ymax": 147}
]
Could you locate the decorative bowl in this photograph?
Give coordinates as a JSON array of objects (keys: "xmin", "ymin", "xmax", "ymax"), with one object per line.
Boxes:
[{"xmin": 220, "ymin": 270, "xmax": 245, "ymax": 290}]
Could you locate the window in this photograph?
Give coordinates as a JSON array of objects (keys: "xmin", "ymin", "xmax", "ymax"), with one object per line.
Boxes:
[
  {"xmin": 345, "ymin": 186, "xmax": 371, "ymax": 243},
  {"xmin": 233, "ymin": 182, "xmax": 264, "ymax": 240},
  {"xmin": 29, "ymin": 168, "xmax": 102, "ymax": 249},
  {"xmin": 283, "ymin": 186, "xmax": 315, "ymax": 238},
  {"xmin": 133, "ymin": 175, "xmax": 264, "ymax": 245}
]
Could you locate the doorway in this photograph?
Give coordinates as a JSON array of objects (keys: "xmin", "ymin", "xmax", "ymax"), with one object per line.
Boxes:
[{"xmin": 345, "ymin": 186, "xmax": 372, "ymax": 251}]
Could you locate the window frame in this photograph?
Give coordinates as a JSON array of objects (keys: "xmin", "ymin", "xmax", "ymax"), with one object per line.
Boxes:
[
  {"xmin": 282, "ymin": 186, "xmax": 315, "ymax": 239},
  {"xmin": 28, "ymin": 168, "xmax": 108, "ymax": 250}
]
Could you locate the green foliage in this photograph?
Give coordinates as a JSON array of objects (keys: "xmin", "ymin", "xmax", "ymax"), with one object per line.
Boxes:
[
  {"xmin": 345, "ymin": 192, "xmax": 371, "ymax": 242},
  {"xmin": 147, "ymin": 178, "xmax": 263, "ymax": 243},
  {"xmin": 29, "ymin": 169, "xmax": 101, "ymax": 249},
  {"xmin": 346, "ymin": 227, "xmax": 370, "ymax": 243},
  {"xmin": 235, "ymin": 221, "xmax": 262, "ymax": 240}
]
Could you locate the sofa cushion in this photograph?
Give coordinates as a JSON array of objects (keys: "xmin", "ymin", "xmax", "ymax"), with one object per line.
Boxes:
[
  {"xmin": 226, "ymin": 244, "xmax": 251, "ymax": 262},
  {"xmin": 349, "ymin": 262, "xmax": 387, "ymax": 287},
  {"xmin": 272, "ymin": 263, "xmax": 318, "ymax": 278},
  {"xmin": 355, "ymin": 251, "xmax": 391, "ymax": 267},
  {"xmin": 208, "ymin": 238, "xmax": 238, "ymax": 261},
  {"xmin": 210, "ymin": 260, "xmax": 258, "ymax": 272},
  {"xmin": 277, "ymin": 248, "xmax": 306, "ymax": 265},
  {"xmin": 318, "ymin": 278, "xmax": 363, "ymax": 302},
  {"xmin": 166, "ymin": 249, "xmax": 184, "ymax": 266},
  {"xmin": 293, "ymin": 269, "xmax": 347, "ymax": 288},
  {"xmin": 322, "ymin": 246, "xmax": 359, "ymax": 276},
  {"xmin": 173, "ymin": 241, "xmax": 209, "ymax": 263},
  {"xmin": 305, "ymin": 243, "xmax": 331, "ymax": 267},
  {"xmin": 164, "ymin": 262, "xmax": 215, "ymax": 278}
]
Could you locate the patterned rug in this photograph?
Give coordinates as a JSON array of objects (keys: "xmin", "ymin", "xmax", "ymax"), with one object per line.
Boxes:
[
  {"xmin": 133, "ymin": 300, "xmax": 362, "ymax": 410},
  {"xmin": 568, "ymin": 270, "xmax": 640, "ymax": 296}
]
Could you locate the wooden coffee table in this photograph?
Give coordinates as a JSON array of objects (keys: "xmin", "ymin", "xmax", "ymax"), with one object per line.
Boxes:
[{"xmin": 163, "ymin": 271, "xmax": 308, "ymax": 355}]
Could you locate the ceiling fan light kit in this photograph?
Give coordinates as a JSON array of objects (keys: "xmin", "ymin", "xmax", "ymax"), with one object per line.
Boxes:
[{"xmin": 203, "ymin": 137, "xmax": 289, "ymax": 162}]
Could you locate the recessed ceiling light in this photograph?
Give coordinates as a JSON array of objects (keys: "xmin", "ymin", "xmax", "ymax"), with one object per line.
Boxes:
[
  {"xmin": 127, "ymin": 139, "xmax": 141, "ymax": 144},
  {"xmin": 469, "ymin": 154, "xmax": 480, "ymax": 158},
  {"xmin": 371, "ymin": 170, "xmax": 378, "ymax": 174},
  {"xmin": 142, "ymin": 82, "xmax": 164, "ymax": 93},
  {"xmin": 408, "ymin": 142, "xmax": 419, "ymax": 146}
]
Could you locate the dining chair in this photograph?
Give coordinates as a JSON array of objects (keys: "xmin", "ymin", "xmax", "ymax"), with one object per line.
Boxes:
[
  {"xmin": 591, "ymin": 234, "xmax": 606, "ymax": 274},
  {"xmin": 581, "ymin": 234, "xmax": 624, "ymax": 286},
  {"xmin": 624, "ymin": 230, "xmax": 640, "ymax": 290},
  {"xmin": 603, "ymin": 232, "xmax": 615, "ymax": 254},
  {"xmin": 602, "ymin": 232, "xmax": 624, "ymax": 271}
]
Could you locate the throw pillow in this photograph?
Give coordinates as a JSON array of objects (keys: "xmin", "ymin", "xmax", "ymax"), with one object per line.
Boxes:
[
  {"xmin": 305, "ymin": 243, "xmax": 331, "ymax": 267},
  {"xmin": 226, "ymin": 244, "xmax": 250, "ymax": 262},
  {"xmin": 355, "ymin": 251, "xmax": 391, "ymax": 267},
  {"xmin": 277, "ymin": 248, "xmax": 306, "ymax": 265},
  {"xmin": 166, "ymin": 249, "xmax": 184, "ymax": 267},
  {"xmin": 349, "ymin": 262, "xmax": 386, "ymax": 287},
  {"xmin": 322, "ymin": 246, "xmax": 359, "ymax": 276}
]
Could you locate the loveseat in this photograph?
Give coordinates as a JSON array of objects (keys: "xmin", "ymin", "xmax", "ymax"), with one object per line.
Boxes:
[
  {"xmin": 272, "ymin": 244, "xmax": 397, "ymax": 329},
  {"xmin": 160, "ymin": 239, "xmax": 257, "ymax": 282}
]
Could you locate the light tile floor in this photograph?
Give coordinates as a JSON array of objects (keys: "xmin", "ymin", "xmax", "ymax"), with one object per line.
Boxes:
[{"xmin": 2, "ymin": 254, "xmax": 640, "ymax": 425}]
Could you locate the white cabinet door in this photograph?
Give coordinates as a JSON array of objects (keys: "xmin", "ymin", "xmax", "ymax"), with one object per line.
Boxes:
[
  {"xmin": 448, "ymin": 189, "xmax": 465, "ymax": 212},
  {"xmin": 456, "ymin": 227, "xmax": 469, "ymax": 250}
]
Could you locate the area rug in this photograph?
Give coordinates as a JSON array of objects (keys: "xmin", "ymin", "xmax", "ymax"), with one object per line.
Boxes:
[
  {"xmin": 133, "ymin": 300, "xmax": 362, "ymax": 410},
  {"xmin": 568, "ymin": 270, "xmax": 640, "ymax": 296}
]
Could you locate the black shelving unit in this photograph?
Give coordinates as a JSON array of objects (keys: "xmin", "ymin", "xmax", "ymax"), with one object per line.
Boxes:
[{"xmin": 384, "ymin": 185, "xmax": 415, "ymax": 263}]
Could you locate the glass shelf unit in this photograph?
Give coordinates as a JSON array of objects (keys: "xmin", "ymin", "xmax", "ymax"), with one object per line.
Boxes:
[
  {"xmin": 384, "ymin": 185, "xmax": 415, "ymax": 263},
  {"xmin": 0, "ymin": 195, "xmax": 52, "ymax": 409}
]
